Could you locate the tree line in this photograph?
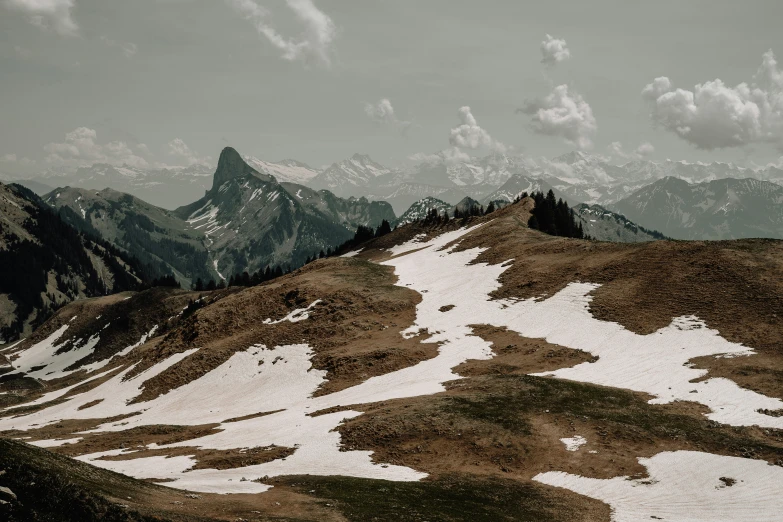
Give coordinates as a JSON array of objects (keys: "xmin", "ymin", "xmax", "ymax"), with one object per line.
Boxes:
[{"xmin": 518, "ymin": 190, "xmax": 588, "ymax": 239}]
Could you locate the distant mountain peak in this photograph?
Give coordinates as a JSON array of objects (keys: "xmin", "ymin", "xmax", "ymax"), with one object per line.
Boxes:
[
  {"xmin": 553, "ymin": 150, "xmax": 594, "ymax": 164},
  {"xmin": 212, "ymin": 147, "xmax": 272, "ymax": 191}
]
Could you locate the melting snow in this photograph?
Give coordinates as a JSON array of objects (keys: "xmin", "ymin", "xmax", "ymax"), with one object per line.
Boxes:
[
  {"xmin": 379, "ymin": 225, "xmax": 783, "ymax": 429},
  {"xmin": 80, "ymin": 325, "xmax": 159, "ymax": 374},
  {"xmin": 534, "ymin": 451, "xmax": 783, "ymax": 522},
  {"xmin": 263, "ymin": 300, "xmax": 321, "ymax": 324},
  {"xmin": 0, "ymin": 349, "xmax": 198, "ymax": 432},
  {"xmin": 560, "ymin": 435, "xmax": 587, "ymax": 452},
  {"xmin": 5, "ymin": 326, "xmax": 103, "ymax": 381},
  {"xmin": 30, "ymin": 437, "xmax": 83, "ymax": 448}
]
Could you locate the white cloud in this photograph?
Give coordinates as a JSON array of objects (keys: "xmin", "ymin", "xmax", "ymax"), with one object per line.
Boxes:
[
  {"xmin": 407, "ymin": 147, "xmax": 472, "ymax": 167},
  {"xmin": 167, "ymin": 138, "xmax": 210, "ymax": 166},
  {"xmin": 635, "ymin": 141, "xmax": 655, "ymax": 156},
  {"xmin": 364, "ymin": 98, "xmax": 411, "ymax": 132},
  {"xmin": 607, "ymin": 141, "xmax": 655, "ymax": 160},
  {"xmin": 227, "ymin": 0, "xmax": 336, "ymax": 67},
  {"xmin": 642, "ymin": 50, "xmax": 783, "ymax": 150},
  {"xmin": 1, "ymin": 153, "xmax": 18, "ymax": 163},
  {"xmin": 121, "ymin": 42, "xmax": 138, "ymax": 58},
  {"xmin": 44, "ymin": 127, "xmax": 150, "ymax": 168},
  {"xmin": 407, "ymin": 152, "xmax": 442, "ymax": 164},
  {"xmin": 449, "ymin": 106, "xmax": 506, "ymax": 152},
  {"xmin": 441, "ymin": 146, "xmax": 472, "ymax": 164},
  {"xmin": 4, "ymin": 0, "xmax": 78, "ymax": 36},
  {"xmin": 641, "ymin": 76, "xmax": 673, "ymax": 101},
  {"xmin": 100, "ymin": 36, "xmax": 138, "ymax": 58},
  {"xmin": 520, "ymin": 84, "xmax": 597, "ymax": 150},
  {"xmin": 540, "ymin": 34, "xmax": 570, "ymax": 67}
]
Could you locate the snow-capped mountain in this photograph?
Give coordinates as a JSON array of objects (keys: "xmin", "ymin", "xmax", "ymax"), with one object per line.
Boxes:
[
  {"xmin": 444, "ymin": 153, "xmax": 522, "ymax": 188},
  {"xmin": 243, "ymin": 156, "xmax": 320, "ymax": 185},
  {"xmin": 612, "ymin": 177, "xmax": 783, "ymax": 240},
  {"xmin": 39, "ymin": 148, "xmax": 395, "ymax": 285},
  {"xmin": 310, "ymin": 153, "xmax": 393, "ymax": 197},
  {"xmin": 573, "ymin": 203, "xmax": 667, "ymax": 243},
  {"xmin": 393, "ymin": 196, "xmax": 453, "ymax": 227},
  {"xmin": 367, "ymin": 183, "xmax": 468, "ymax": 215},
  {"xmin": 482, "ymin": 174, "xmax": 553, "ymax": 204}
]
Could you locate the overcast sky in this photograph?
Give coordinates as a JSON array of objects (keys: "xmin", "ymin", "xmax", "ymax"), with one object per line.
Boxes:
[{"xmin": 1, "ymin": 0, "xmax": 783, "ymax": 175}]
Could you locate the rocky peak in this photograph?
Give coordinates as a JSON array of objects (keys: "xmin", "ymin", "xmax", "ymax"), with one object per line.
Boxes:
[{"xmin": 211, "ymin": 147, "xmax": 273, "ymax": 191}]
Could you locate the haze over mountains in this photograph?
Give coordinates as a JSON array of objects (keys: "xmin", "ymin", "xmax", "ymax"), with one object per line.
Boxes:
[{"xmin": 14, "ymin": 147, "xmax": 783, "ymax": 240}]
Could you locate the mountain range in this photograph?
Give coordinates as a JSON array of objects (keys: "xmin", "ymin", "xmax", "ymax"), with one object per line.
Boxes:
[
  {"xmin": 0, "ymin": 183, "xmax": 145, "ymax": 341},
  {"xmin": 46, "ymin": 148, "xmax": 395, "ymax": 286},
  {"xmin": 15, "ymin": 149, "xmax": 783, "ymax": 239},
  {"xmin": 613, "ymin": 177, "xmax": 783, "ymax": 240},
  {"xmin": 173, "ymin": 147, "xmax": 394, "ymax": 278}
]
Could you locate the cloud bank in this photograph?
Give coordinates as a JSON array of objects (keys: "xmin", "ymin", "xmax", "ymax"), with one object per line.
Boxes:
[
  {"xmin": 44, "ymin": 127, "xmax": 150, "ymax": 168},
  {"xmin": 167, "ymin": 138, "xmax": 211, "ymax": 166},
  {"xmin": 642, "ymin": 50, "xmax": 783, "ymax": 150},
  {"xmin": 4, "ymin": 0, "xmax": 78, "ymax": 36}
]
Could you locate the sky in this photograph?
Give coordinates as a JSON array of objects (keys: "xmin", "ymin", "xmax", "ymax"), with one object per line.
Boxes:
[{"xmin": 1, "ymin": 0, "xmax": 783, "ymax": 176}]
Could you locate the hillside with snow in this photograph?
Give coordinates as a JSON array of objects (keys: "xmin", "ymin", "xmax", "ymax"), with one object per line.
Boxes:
[{"xmin": 2, "ymin": 199, "xmax": 782, "ymax": 520}]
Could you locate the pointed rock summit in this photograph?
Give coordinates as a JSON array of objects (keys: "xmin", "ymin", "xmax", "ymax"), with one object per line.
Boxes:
[{"xmin": 211, "ymin": 147, "xmax": 272, "ymax": 191}]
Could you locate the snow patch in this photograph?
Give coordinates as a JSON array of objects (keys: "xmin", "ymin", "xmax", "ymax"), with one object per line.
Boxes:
[
  {"xmin": 263, "ymin": 300, "xmax": 321, "ymax": 325},
  {"xmin": 534, "ymin": 451, "xmax": 783, "ymax": 522},
  {"xmin": 560, "ymin": 435, "xmax": 587, "ymax": 452}
]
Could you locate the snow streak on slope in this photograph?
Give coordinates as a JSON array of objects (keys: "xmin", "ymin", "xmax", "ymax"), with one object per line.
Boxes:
[
  {"xmin": 0, "ymin": 350, "xmax": 197, "ymax": 431},
  {"xmin": 262, "ymin": 300, "xmax": 321, "ymax": 324},
  {"xmin": 5, "ymin": 324, "xmax": 100, "ymax": 380},
  {"xmin": 534, "ymin": 451, "xmax": 783, "ymax": 522}
]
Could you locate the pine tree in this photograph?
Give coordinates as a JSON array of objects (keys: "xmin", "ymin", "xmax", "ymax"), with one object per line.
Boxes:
[
  {"xmin": 486, "ymin": 201, "xmax": 496, "ymax": 214},
  {"xmin": 375, "ymin": 219, "xmax": 392, "ymax": 237}
]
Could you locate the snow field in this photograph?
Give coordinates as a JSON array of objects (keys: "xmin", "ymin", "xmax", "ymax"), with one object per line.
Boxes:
[
  {"xmin": 381, "ymin": 226, "xmax": 783, "ymax": 429},
  {"xmin": 6, "ymin": 325, "xmax": 101, "ymax": 380},
  {"xmin": 534, "ymin": 451, "xmax": 783, "ymax": 522}
]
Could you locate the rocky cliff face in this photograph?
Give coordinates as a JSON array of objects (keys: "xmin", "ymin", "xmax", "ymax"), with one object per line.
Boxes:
[{"xmin": 174, "ymin": 148, "xmax": 395, "ymax": 278}]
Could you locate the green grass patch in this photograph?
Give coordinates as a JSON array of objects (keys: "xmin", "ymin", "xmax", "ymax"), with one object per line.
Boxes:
[{"xmin": 280, "ymin": 474, "xmax": 568, "ymax": 522}]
